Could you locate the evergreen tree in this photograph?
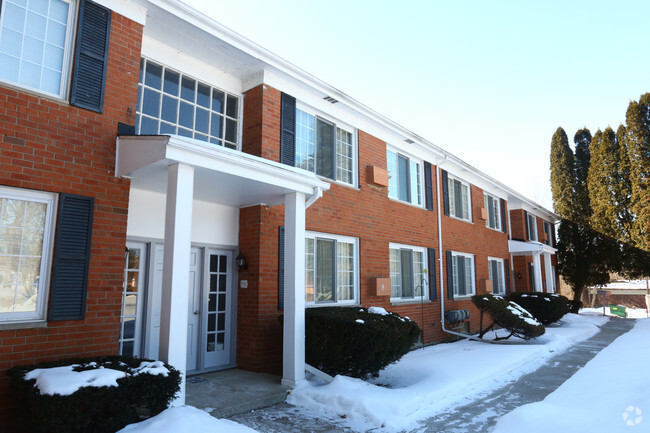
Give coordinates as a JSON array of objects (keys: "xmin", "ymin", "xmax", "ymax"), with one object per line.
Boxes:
[
  {"xmin": 587, "ymin": 128, "xmax": 620, "ymax": 238},
  {"xmin": 626, "ymin": 93, "xmax": 650, "ymax": 251},
  {"xmin": 573, "ymin": 128, "xmax": 592, "ymax": 225},
  {"xmin": 616, "ymin": 125, "xmax": 634, "ymax": 244},
  {"xmin": 550, "ymin": 127, "xmax": 575, "ymax": 220}
]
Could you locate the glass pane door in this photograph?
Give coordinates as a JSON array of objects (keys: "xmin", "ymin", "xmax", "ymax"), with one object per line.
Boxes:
[{"xmin": 121, "ymin": 242, "xmax": 146, "ymax": 357}]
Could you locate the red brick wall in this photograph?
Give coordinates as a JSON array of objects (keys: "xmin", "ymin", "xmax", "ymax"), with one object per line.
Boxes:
[
  {"xmin": 236, "ymin": 84, "xmax": 516, "ymax": 372},
  {"xmin": 510, "ymin": 209, "xmax": 526, "ymax": 240},
  {"xmin": 0, "ymin": 12, "xmax": 142, "ymax": 426}
]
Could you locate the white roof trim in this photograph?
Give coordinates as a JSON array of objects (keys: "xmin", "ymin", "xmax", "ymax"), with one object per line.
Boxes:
[{"xmin": 509, "ymin": 240, "xmax": 557, "ymax": 255}]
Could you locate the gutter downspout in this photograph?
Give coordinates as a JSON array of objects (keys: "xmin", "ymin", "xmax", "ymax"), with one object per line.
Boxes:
[
  {"xmin": 305, "ymin": 186, "xmax": 323, "ymax": 209},
  {"xmin": 436, "ymin": 158, "xmax": 485, "ymax": 343}
]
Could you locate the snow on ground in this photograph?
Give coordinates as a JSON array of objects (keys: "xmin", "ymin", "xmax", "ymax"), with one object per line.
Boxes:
[
  {"xmin": 287, "ymin": 313, "xmax": 609, "ymax": 432},
  {"xmin": 593, "ymin": 279, "xmax": 649, "ymax": 290},
  {"xmin": 582, "ymin": 306, "xmax": 649, "ymax": 319},
  {"xmin": 493, "ymin": 318, "xmax": 650, "ymax": 433},
  {"xmin": 116, "ymin": 406, "xmax": 259, "ymax": 433}
]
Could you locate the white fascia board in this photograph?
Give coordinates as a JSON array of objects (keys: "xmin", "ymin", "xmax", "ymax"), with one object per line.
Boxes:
[
  {"xmin": 116, "ymin": 135, "xmax": 170, "ymax": 176},
  {"xmin": 94, "ymin": 0, "xmax": 147, "ymax": 25},
  {"xmin": 140, "ymin": 36, "xmax": 244, "ymax": 95},
  {"xmin": 508, "ymin": 240, "xmax": 557, "ymax": 255}
]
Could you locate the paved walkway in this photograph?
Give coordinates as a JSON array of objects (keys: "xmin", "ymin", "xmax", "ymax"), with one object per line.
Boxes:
[{"xmin": 227, "ymin": 318, "xmax": 634, "ymax": 433}]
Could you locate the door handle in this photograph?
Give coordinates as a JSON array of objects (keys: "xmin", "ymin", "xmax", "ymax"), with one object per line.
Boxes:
[{"xmin": 193, "ymin": 310, "xmax": 199, "ymax": 315}]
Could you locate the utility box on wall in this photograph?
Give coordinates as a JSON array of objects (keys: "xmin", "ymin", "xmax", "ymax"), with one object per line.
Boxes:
[
  {"xmin": 480, "ymin": 279, "xmax": 493, "ymax": 293},
  {"xmin": 369, "ymin": 278, "xmax": 392, "ymax": 296},
  {"xmin": 367, "ymin": 165, "xmax": 389, "ymax": 187}
]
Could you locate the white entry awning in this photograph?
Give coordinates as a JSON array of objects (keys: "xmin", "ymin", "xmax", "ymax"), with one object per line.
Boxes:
[{"xmin": 508, "ymin": 239, "xmax": 557, "ymax": 256}]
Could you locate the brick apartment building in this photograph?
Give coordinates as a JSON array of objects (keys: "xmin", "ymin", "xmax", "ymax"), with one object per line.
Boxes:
[{"xmin": 0, "ymin": 0, "xmax": 558, "ymax": 413}]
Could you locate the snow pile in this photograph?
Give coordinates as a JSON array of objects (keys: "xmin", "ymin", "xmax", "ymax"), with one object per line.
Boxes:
[
  {"xmin": 117, "ymin": 406, "xmax": 259, "ymax": 433},
  {"xmin": 25, "ymin": 365, "xmax": 127, "ymax": 396},
  {"xmin": 493, "ymin": 319, "xmax": 650, "ymax": 433},
  {"xmin": 287, "ymin": 313, "xmax": 609, "ymax": 432},
  {"xmin": 506, "ymin": 301, "xmax": 541, "ymax": 326},
  {"xmin": 368, "ymin": 306, "xmax": 389, "ymax": 315},
  {"xmin": 24, "ymin": 360, "xmax": 170, "ymax": 396}
]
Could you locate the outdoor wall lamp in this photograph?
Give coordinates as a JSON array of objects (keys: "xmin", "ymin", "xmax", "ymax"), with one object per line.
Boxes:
[
  {"xmin": 517, "ymin": 273, "xmax": 522, "ymax": 279},
  {"xmin": 236, "ymin": 253, "xmax": 248, "ymax": 270}
]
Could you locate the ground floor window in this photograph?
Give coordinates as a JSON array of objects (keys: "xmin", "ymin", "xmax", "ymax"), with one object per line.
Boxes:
[
  {"xmin": 389, "ymin": 243, "xmax": 427, "ymax": 299},
  {"xmin": 120, "ymin": 242, "xmax": 146, "ymax": 356},
  {"xmin": 451, "ymin": 252, "xmax": 475, "ymax": 297},
  {"xmin": 305, "ymin": 232, "xmax": 358, "ymax": 305},
  {"xmin": 0, "ymin": 187, "xmax": 55, "ymax": 323},
  {"xmin": 488, "ymin": 257, "xmax": 505, "ymax": 295}
]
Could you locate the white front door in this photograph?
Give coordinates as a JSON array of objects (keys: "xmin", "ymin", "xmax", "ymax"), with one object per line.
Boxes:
[{"xmin": 202, "ymin": 249, "xmax": 233, "ymax": 369}]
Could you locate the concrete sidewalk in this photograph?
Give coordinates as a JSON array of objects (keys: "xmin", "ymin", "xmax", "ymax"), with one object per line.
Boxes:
[{"xmin": 227, "ymin": 317, "xmax": 634, "ymax": 433}]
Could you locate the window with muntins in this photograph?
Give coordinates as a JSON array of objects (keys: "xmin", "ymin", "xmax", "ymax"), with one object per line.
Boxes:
[
  {"xmin": 484, "ymin": 193, "xmax": 500, "ymax": 230},
  {"xmin": 448, "ymin": 175, "xmax": 470, "ymax": 220},
  {"xmin": 0, "ymin": 0, "xmax": 75, "ymax": 98},
  {"xmin": 387, "ymin": 149, "xmax": 422, "ymax": 205},
  {"xmin": 543, "ymin": 221, "xmax": 552, "ymax": 245},
  {"xmin": 305, "ymin": 233, "xmax": 357, "ymax": 305},
  {"xmin": 451, "ymin": 252, "xmax": 475, "ymax": 297},
  {"xmin": 136, "ymin": 58, "xmax": 240, "ymax": 149},
  {"xmin": 488, "ymin": 258, "xmax": 505, "ymax": 295},
  {"xmin": 389, "ymin": 244, "xmax": 427, "ymax": 299},
  {"xmin": 0, "ymin": 187, "xmax": 55, "ymax": 323},
  {"xmin": 527, "ymin": 213, "xmax": 538, "ymax": 241},
  {"xmin": 295, "ymin": 108, "xmax": 354, "ymax": 184}
]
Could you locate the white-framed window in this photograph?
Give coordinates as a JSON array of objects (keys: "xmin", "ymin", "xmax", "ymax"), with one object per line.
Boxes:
[
  {"xmin": 0, "ymin": 186, "xmax": 56, "ymax": 323},
  {"xmin": 451, "ymin": 251, "xmax": 475, "ymax": 297},
  {"xmin": 484, "ymin": 193, "xmax": 500, "ymax": 230},
  {"xmin": 527, "ymin": 212, "xmax": 538, "ymax": 241},
  {"xmin": 295, "ymin": 107, "xmax": 356, "ymax": 185},
  {"xmin": 136, "ymin": 58, "xmax": 241, "ymax": 149},
  {"xmin": 120, "ymin": 242, "xmax": 146, "ymax": 357},
  {"xmin": 448, "ymin": 174, "xmax": 471, "ymax": 220},
  {"xmin": 488, "ymin": 257, "xmax": 505, "ymax": 295},
  {"xmin": 389, "ymin": 243, "xmax": 427, "ymax": 300},
  {"xmin": 0, "ymin": 0, "xmax": 76, "ymax": 99},
  {"xmin": 305, "ymin": 232, "xmax": 358, "ymax": 305},
  {"xmin": 387, "ymin": 149, "xmax": 422, "ymax": 205},
  {"xmin": 543, "ymin": 220, "xmax": 553, "ymax": 245}
]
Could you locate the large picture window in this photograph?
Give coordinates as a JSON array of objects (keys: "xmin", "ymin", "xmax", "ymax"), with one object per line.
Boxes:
[
  {"xmin": 450, "ymin": 252, "xmax": 475, "ymax": 297},
  {"xmin": 136, "ymin": 58, "xmax": 240, "ymax": 149},
  {"xmin": 484, "ymin": 193, "xmax": 500, "ymax": 230},
  {"xmin": 0, "ymin": 0, "xmax": 75, "ymax": 98},
  {"xmin": 0, "ymin": 187, "xmax": 56, "ymax": 323},
  {"xmin": 305, "ymin": 233, "xmax": 357, "ymax": 305},
  {"xmin": 448, "ymin": 175, "xmax": 470, "ymax": 220},
  {"xmin": 295, "ymin": 108, "xmax": 355, "ymax": 185},
  {"xmin": 387, "ymin": 149, "xmax": 422, "ymax": 206},
  {"xmin": 389, "ymin": 243, "xmax": 427, "ymax": 300}
]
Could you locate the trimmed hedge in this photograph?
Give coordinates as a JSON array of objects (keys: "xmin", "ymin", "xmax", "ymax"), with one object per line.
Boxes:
[
  {"xmin": 305, "ymin": 307, "xmax": 420, "ymax": 378},
  {"xmin": 568, "ymin": 299, "xmax": 583, "ymax": 313},
  {"xmin": 508, "ymin": 292, "xmax": 570, "ymax": 325},
  {"xmin": 7, "ymin": 356, "xmax": 181, "ymax": 433},
  {"xmin": 472, "ymin": 294, "xmax": 545, "ymax": 340}
]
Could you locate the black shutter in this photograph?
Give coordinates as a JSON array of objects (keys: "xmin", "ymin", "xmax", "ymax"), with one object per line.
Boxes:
[
  {"xmin": 504, "ymin": 258, "xmax": 511, "ymax": 294},
  {"xmin": 428, "ymin": 248, "xmax": 437, "ymax": 300},
  {"xmin": 70, "ymin": 0, "xmax": 111, "ymax": 113},
  {"xmin": 48, "ymin": 194, "xmax": 94, "ymax": 321},
  {"xmin": 528, "ymin": 263, "xmax": 535, "ymax": 291},
  {"xmin": 524, "ymin": 210, "xmax": 530, "ymax": 240},
  {"xmin": 424, "ymin": 162, "xmax": 434, "ymax": 211},
  {"xmin": 446, "ymin": 250, "xmax": 454, "ymax": 300},
  {"xmin": 551, "ymin": 223, "xmax": 557, "ymax": 247},
  {"xmin": 280, "ymin": 93, "xmax": 296, "ymax": 166},
  {"xmin": 442, "ymin": 169, "xmax": 450, "ymax": 216},
  {"xmin": 278, "ymin": 226, "xmax": 285, "ymax": 310},
  {"xmin": 500, "ymin": 198, "xmax": 507, "ymax": 233}
]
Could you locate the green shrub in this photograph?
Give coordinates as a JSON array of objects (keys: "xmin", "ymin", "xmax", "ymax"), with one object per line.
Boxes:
[
  {"xmin": 8, "ymin": 355, "xmax": 181, "ymax": 433},
  {"xmin": 508, "ymin": 292, "xmax": 570, "ymax": 325},
  {"xmin": 305, "ymin": 306, "xmax": 420, "ymax": 378},
  {"xmin": 472, "ymin": 294, "xmax": 545, "ymax": 340}
]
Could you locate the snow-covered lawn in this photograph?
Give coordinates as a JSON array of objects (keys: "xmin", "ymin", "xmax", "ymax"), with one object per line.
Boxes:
[
  {"xmin": 492, "ymin": 318, "xmax": 650, "ymax": 432},
  {"xmin": 582, "ymin": 306, "xmax": 648, "ymax": 319},
  {"xmin": 287, "ymin": 313, "xmax": 609, "ymax": 432}
]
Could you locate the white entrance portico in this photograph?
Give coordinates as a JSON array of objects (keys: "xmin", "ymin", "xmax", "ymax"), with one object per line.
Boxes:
[
  {"xmin": 508, "ymin": 240, "xmax": 557, "ymax": 293},
  {"xmin": 116, "ymin": 135, "xmax": 329, "ymax": 404}
]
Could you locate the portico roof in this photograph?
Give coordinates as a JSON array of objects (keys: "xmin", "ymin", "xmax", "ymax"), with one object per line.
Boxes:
[
  {"xmin": 115, "ymin": 135, "xmax": 330, "ymax": 207},
  {"xmin": 508, "ymin": 239, "xmax": 557, "ymax": 256}
]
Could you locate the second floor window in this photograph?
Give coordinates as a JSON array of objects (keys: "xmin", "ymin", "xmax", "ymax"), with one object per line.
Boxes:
[
  {"xmin": 136, "ymin": 59, "xmax": 240, "ymax": 149},
  {"xmin": 0, "ymin": 0, "xmax": 75, "ymax": 98},
  {"xmin": 448, "ymin": 176, "xmax": 470, "ymax": 220},
  {"xmin": 295, "ymin": 108, "xmax": 354, "ymax": 185},
  {"xmin": 484, "ymin": 193, "xmax": 500, "ymax": 230},
  {"xmin": 526, "ymin": 213, "xmax": 538, "ymax": 241},
  {"xmin": 387, "ymin": 150, "xmax": 422, "ymax": 205}
]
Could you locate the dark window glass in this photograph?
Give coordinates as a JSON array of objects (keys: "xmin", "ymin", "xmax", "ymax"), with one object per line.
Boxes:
[
  {"xmin": 195, "ymin": 107, "xmax": 209, "ymax": 134},
  {"xmin": 212, "ymin": 89, "xmax": 224, "ymax": 113},
  {"xmin": 161, "ymin": 95, "xmax": 177, "ymax": 123},
  {"xmin": 400, "ymin": 249, "xmax": 413, "ymax": 298},
  {"xmin": 226, "ymin": 94, "xmax": 238, "ymax": 118},
  {"xmin": 140, "ymin": 116, "xmax": 158, "ymax": 134},
  {"xmin": 197, "ymin": 83, "xmax": 210, "ymax": 109},
  {"xmin": 398, "ymin": 155, "xmax": 410, "ymax": 202},
  {"xmin": 225, "ymin": 118, "xmax": 236, "ymax": 143},
  {"xmin": 211, "ymin": 113, "xmax": 223, "ymax": 138},
  {"xmin": 163, "ymin": 69, "xmax": 179, "ymax": 96},
  {"xmin": 181, "ymin": 77, "xmax": 195, "ymax": 102},
  {"xmin": 142, "ymin": 88, "xmax": 160, "ymax": 117},
  {"xmin": 145, "ymin": 61, "xmax": 162, "ymax": 88},
  {"xmin": 179, "ymin": 101, "xmax": 194, "ymax": 128}
]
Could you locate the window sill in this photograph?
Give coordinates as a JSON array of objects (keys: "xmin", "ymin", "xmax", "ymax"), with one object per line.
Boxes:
[
  {"xmin": 316, "ymin": 175, "xmax": 360, "ymax": 191},
  {"xmin": 390, "ymin": 299, "xmax": 432, "ymax": 306},
  {"xmin": 306, "ymin": 302, "xmax": 360, "ymax": 308},
  {"xmin": 0, "ymin": 320, "xmax": 48, "ymax": 331},
  {"xmin": 387, "ymin": 196, "xmax": 425, "ymax": 210},
  {"xmin": 0, "ymin": 79, "xmax": 69, "ymax": 106},
  {"xmin": 450, "ymin": 295, "xmax": 475, "ymax": 300},
  {"xmin": 447, "ymin": 214, "xmax": 473, "ymax": 224}
]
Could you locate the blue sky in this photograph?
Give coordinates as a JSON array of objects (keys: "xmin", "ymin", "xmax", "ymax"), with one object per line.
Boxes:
[{"xmin": 184, "ymin": 0, "xmax": 650, "ymax": 210}]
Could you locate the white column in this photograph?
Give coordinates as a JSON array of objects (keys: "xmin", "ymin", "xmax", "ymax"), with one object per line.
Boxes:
[
  {"xmin": 543, "ymin": 252, "xmax": 554, "ymax": 293},
  {"xmin": 159, "ymin": 163, "xmax": 194, "ymax": 405},
  {"xmin": 532, "ymin": 252, "xmax": 543, "ymax": 292},
  {"xmin": 282, "ymin": 192, "xmax": 306, "ymax": 388}
]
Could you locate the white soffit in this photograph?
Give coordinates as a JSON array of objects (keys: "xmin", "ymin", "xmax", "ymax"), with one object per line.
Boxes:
[{"xmin": 116, "ymin": 135, "xmax": 330, "ymax": 207}]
